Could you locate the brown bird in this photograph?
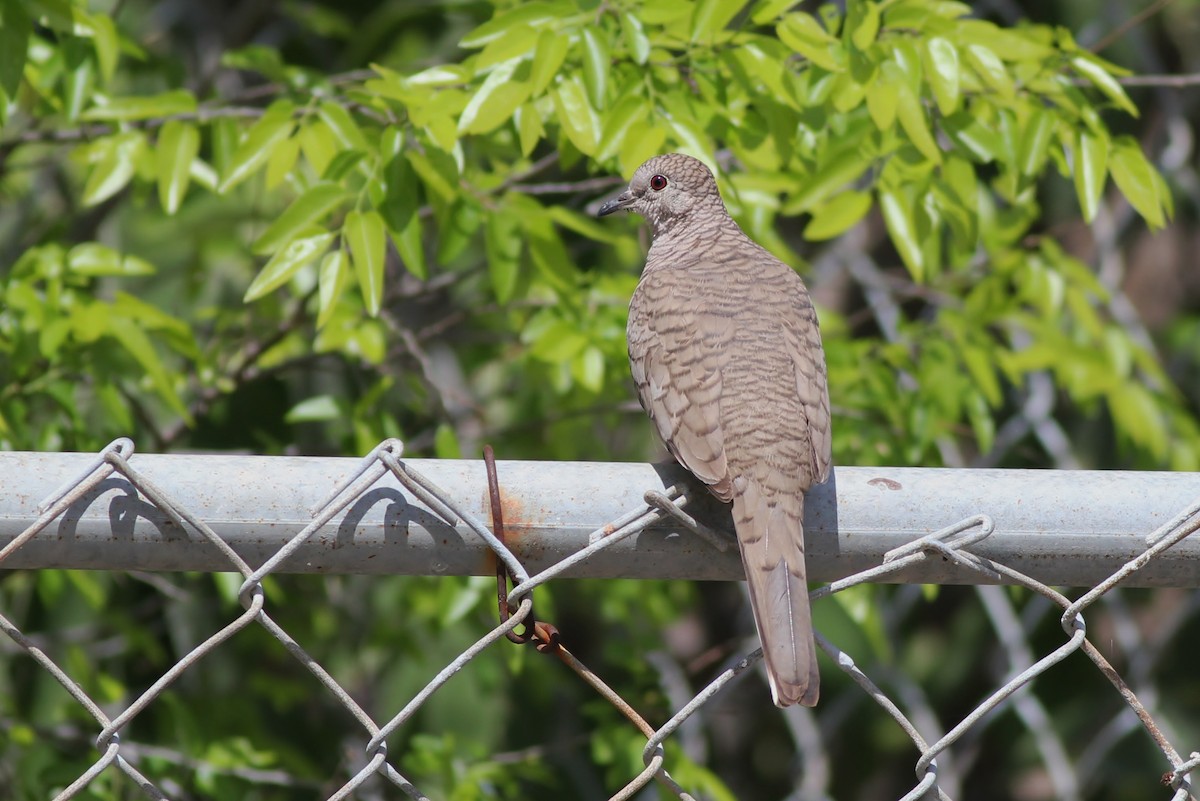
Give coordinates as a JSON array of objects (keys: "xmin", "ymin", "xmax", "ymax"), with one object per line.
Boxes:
[{"xmin": 598, "ymin": 153, "xmax": 832, "ymax": 707}]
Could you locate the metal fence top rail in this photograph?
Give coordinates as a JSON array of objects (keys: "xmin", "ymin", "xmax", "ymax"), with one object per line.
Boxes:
[{"xmin": 1, "ymin": 449, "xmax": 1198, "ymax": 587}]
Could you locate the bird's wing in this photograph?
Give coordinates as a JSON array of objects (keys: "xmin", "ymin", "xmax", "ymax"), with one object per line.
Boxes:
[
  {"xmin": 781, "ymin": 284, "xmax": 833, "ymax": 485},
  {"xmin": 628, "ymin": 288, "xmax": 734, "ymax": 501}
]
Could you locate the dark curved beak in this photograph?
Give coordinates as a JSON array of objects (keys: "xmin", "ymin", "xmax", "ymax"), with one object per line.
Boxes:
[{"xmin": 597, "ymin": 191, "xmax": 634, "ymax": 217}]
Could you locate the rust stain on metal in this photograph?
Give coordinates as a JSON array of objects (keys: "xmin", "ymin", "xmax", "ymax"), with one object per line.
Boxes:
[{"xmin": 868, "ymin": 477, "xmax": 903, "ymax": 491}]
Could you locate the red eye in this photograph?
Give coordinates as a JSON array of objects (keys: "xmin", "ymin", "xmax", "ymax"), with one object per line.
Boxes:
[{"xmin": 649, "ymin": 174, "xmax": 668, "ymax": 191}]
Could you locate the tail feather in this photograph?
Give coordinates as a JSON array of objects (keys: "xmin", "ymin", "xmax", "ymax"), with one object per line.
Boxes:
[{"xmin": 732, "ymin": 487, "xmax": 819, "ymax": 707}]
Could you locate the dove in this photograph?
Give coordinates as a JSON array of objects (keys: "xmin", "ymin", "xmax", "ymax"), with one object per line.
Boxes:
[{"xmin": 599, "ymin": 153, "xmax": 832, "ymax": 706}]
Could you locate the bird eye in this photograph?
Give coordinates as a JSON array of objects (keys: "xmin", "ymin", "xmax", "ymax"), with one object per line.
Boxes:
[{"xmin": 649, "ymin": 174, "xmax": 668, "ymax": 191}]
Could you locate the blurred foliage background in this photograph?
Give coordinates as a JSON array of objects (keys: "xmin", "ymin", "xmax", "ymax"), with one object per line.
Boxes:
[{"xmin": 1, "ymin": 0, "xmax": 1198, "ymax": 798}]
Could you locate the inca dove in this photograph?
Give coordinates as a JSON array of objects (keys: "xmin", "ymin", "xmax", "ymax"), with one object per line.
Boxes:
[{"xmin": 598, "ymin": 153, "xmax": 832, "ymax": 707}]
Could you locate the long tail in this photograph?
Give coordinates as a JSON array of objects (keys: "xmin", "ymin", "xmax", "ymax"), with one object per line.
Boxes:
[{"xmin": 732, "ymin": 484, "xmax": 819, "ymax": 707}]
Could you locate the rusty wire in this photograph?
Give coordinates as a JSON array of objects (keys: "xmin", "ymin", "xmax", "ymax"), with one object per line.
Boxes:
[{"xmin": 0, "ymin": 437, "xmax": 1198, "ymax": 800}]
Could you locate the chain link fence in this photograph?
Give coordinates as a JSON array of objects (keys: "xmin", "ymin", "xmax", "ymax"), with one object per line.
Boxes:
[{"xmin": 1, "ymin": 437, "xmax": 1198, "ymax": 800}]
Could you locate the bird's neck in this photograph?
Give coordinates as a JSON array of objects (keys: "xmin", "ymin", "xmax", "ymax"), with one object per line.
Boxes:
[{"xmin": 646, "ymin": 205, "xmax": 745, "ymax": 265}]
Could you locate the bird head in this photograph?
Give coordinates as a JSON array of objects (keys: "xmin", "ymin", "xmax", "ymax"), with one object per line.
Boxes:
[{"xmin": 597, "ymin": 153, "xmax": 722, "ymax": 237}]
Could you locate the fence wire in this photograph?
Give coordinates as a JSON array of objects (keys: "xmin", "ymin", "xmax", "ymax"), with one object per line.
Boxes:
[{"xmin": 1, "ymin": 437, "xmax": 1198, "ymax": 800}]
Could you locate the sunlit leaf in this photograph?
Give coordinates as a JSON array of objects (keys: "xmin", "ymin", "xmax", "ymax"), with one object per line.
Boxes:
[
  {"xmin": 895, "ymin": 84, "xmax": 942, "ymax": 163},
  {"xmin": 244, "ymin": 226, "xmax": 335, "ymax": 301},
  {"xmin": 778, "ymin": 12, "xmax": 844, "ymax": 71},
  {"xmin": 924, "ymin": 37, "xmax": 960, "ymax": 116},
  {"xmin": 879, "ymin": 187, "xmax": 924, "ymax": 281},
  {"xmin": 316, "ymin": 250, "xmax": 349, "ymax": 329},
  {"xmin": 82, "ymin": 90, "xmax": 197, "ymax": 121},
  {"xmin": 690, "ymin": 0, "xmax": 743, "ymax": 42},
  {"xmin": 804, "ymin": 190, "xmax": 872, "ymax": 240},
  {"xmin": 1109, "ymin": 137, "xmax": 1166, "ymax": 228},
  {"xmin": 1072, "ymin": 56, "xmax": 1138, "ymax": 117},
  {"xmin": 1072, "ymin": 129, "xmax": 1109, "ymax": 223},
  {"xmin": 155, "ymin": 120, "xmax": 200, "ymax": 215},
  {"xmin": 581, "ymin": 28, "xmax": 609, "ymax": 109},
  {"xmin": 343, "ymin": 210, "xmax": 387, "ymax": 316},
  {"xmin": 552, "ymin": 77, "xmax": 601, "ymax": 156},
  {"xmin": 219, "ymin": 100, "xmax": 297, "ymax": 193},
  {"xmin": 82, "ymin": 132, "xmax": 145, "ymax": 206},
  {"xmin": 68, "ymin": 243, "xmax": 155, "ymax": 276},
  {"xmin": 253, "ymin": 183, "xmax": 353, "ymax": 255},
  {"xmin": 530, "ymin": 29, "xmax": 570, "ymax": 96}
]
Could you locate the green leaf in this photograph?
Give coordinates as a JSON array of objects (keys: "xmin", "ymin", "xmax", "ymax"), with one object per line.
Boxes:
[
  {"xmin": 546, "ymin": 206, "xmax": 624, "ymax": 244},
  {"xmin": 1072, "ymin": 130, "xmax": 1109, "ymax": 223},
  {"xmin": 253, "ymin": 183, "xmax": 352, "ymax": 255},
  {"xmin": 848, "ymin": 1, "xmax": 881, "ymax": 50},
  {"xmin": 316, "ymin": 250, "xmax": 349, "ymax": 329},
  {"xmin": 530, "ymin": 29, "xmax": 570, "ymax": 96},
  {"xmin": 434, "ymin": 423, "xmax": 462, "ymax": 459},
  {"xmin": 60, "ymin": 39, "xmax": 93, "ymax": 122},
  {"xmin": 485, "ymin": 204, "xmax": 523, "ymax": 303},
  {"xmin": 516, "ymin": 103, "xmax": 545, "ymax": 156},
  {"xmin": 691, "ymin": 0, "xmax": 744, "ymax": 42},
  {"xmin": 942, "ymin": 113, "xmax": 1002, "ymax": 163},
  {"xmin": 406, "ymin": 149, "xmax": 458, "ymax": 204},
  {"xmin": 299, "ymin": 118, "xmax": 338, "ymax": 177},
  {"xmin": 751, "ymin": 0, "xmax": 795, "ymax": 24},
  {"xmin": 82, "ymin": 90, "xmax": 197, "ymax": 121},
  {"xmin": 84, "ymin": 10, "xmax": 120, "ymax": 84},
  {"xmin": 68, "ymin": 243, "xmax": 155, "ymax": 276},
  {"xmin": 783, "ymin": 148, "xmax": 872, "ymax": 213},
  {"xmin": 390, "ymin": 214, "xmax": 427, "ymax": 280},
  {"xmin": 866, "ymin": 69, "xmax": 900, "ymax": 130},
  {"xmin": 552, "ymin": 77, "xmax": 601, "ymax": 156},
  {"xmin": 317, "ymin": 101, "xmax": 371, "ymax": 152},
  {"xmin": 1017, "ymin": 108, "xmax": 1054, "ymax": 177},
  {"xmin": 574, "ymin": 345, "xmax": 605, "ymax": 392},
  {"xmin": 619, "ymin": 12, "xmax": 651, "ymax": 65},
  {"xmin": 1109, "ymin": 137, "xmax": 1166, "ymax": 229},
  {"xmin": 343, "ymin": 210, "xmax": 387, "ymax": 316},
  {"xmin": 517, "ymin": 198, "xmax": 574, "ymax": 293},
  {"xmin": 923, "ymin": 37, "xmax": 960, "ymax": 116},
  {"xmin": 219, "ymin": 100, "xmax": 296, "ymax": 194},
  {"xmin": 380, "ymin": 152, "xmax": 420, "ymax": 232},
  {"xmin": 459, "ymin": 61, "xmax": 531, "ymax": 135},
  {"xmin": 778, "ymin": 12, "xmax": 844, "ymax": 71},
  {"xmin": 108, "ymin": 322, "xmax": 190, "ymax": 422},
  {"xmin": 963, "ymin": 44, "xmax": 1012, "ymax": 99},
  {"xmin": 156, "ymin": 120, "xmax": 200, "ymax": 215},
  {"xmin": 804, "ymin": 190, "xmax": 872, "ymax": 240},
  {"xmin": 459, "ymin": 3, "xmax": 565, "ymax": 48},
  {"xmin": 210, "ymin": 117, "xmax": 238, "ymax": 178},
  {"xmin": 596, "ymin": 93, "xmax": 646, "ymax": 161},
  {"xmin": 321, "ymin": 149, "xmax": 367, "ymax": 182},
  {"xmin": 285, "ymin": 395, "xmax": 341, "ymax": 423},
  {"xmin": 580, "ymin": 28, "xmax": 609, "ymax": 109},
  {"xmin": 244, "ymin": 226, "xmax": 335, "ymax": 302},
  {"xmin": 895, "ymin": 84, "xmax": 942, "ymax": 163},
  {"xmin": 1072, "ymin": 56, "xmax": 1138, "ymax": 117},
  {"xmin": 0, "ymin": 0, "xmax": 32, "ymax": 98},
  {"xmin": 264, "ymin": 135, "xmax": 300, "ymax": 189},
  {"xmin": 82, "ymin": 132, "xmax": 145, "ymax": 206},
  {"xmin": 476, "ymin": 24, "xmax": 540, "ymax": 70},
  {"xmin": 879, "ymin": 188, "xmax": 924, "ymax": 281},
  {"xmin": 619, "ymin": 123, "xmax": 667, "ymax": 177}
]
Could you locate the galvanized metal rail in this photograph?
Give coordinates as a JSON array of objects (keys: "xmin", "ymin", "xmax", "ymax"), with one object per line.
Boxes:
[{"xmin": 2, "ymin": 449, "xmax": 1198, "ymax": 587}]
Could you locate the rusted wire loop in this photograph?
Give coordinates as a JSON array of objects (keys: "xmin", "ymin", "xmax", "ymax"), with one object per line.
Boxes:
[
  {"xmin": 484, "ymin": 445, "xmax": 538, "ymax": 645},
  {"xmin": 531, "ymin": 620, "xmax": 561, "ymax": 653}
]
